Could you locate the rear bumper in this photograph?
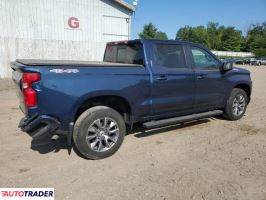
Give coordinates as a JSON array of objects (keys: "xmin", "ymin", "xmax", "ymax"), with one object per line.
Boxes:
[{"xmin": 19, "ymin": 114, "xmax": 60, "ymax": 138}]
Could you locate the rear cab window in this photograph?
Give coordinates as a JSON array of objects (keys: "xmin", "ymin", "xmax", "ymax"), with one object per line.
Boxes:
[
  {"xmin": 104, "ymin": 42, "xmax": 144, "ymax": 65},
  {"xmin": 152, "ymin": 43, "xmax": 187, "ymax": 69}
]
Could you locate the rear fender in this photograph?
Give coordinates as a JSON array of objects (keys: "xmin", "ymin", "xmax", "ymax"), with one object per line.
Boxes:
[{"xmin": 71, "ymin": 90, "xmax": 133, "ymax": 123}]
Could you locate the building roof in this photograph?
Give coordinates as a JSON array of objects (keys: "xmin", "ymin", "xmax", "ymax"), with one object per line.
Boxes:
[{"xmin": 112, "ymin": 0, "xmax": 135, "ymax": 12}]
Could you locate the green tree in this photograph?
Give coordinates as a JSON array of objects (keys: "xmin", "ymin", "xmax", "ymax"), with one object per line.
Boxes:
[
  {"xmin": 176, "ymin": 23, "xmax": 243, "ymax": 51},
  {"xmin": 176, "ymin": 25, "xmax": 193, "ymax": 41},
  {"xmin": 139, "ymin": 23, "xmax": 158, "ymax": 39},
  {"xmin": 246, "ymin": 22, "xmax": 266, "ymax": 56},
  {"xmin": 220, "ymin": 27, "xmax": 242, "ymax": 51},
  {"xmin": 240, "ymin": 36, "xmax": 247, "ymax": 52},
  {"xmin": 192, "ymin": 26, "xmax": 209, "ymax": 47},
  {"xmin": 253, "ymin": 36, "xmax": 266, "ymax": 56},
  {"xmin": 139, "ymin": 23, "xmax": 168, "ymax": 39},
  {"xmin": 176, "ymin": 26, "xmax": 209, "ymax": 47},
  {"xmin": 207, "ymin": 22, "xmax": 221, "ymax": 50},
  {"xmin": 155, "ymin": 31, "xmax": 168, "ymax": 40}
]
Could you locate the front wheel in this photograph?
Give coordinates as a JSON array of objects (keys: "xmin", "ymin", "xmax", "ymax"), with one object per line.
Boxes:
[
  {"xmin": 73, "ymin": 106, "xmax": 126, "ymax": 160},
  {"xmin": 223, "ymin": 88, "xmax": 248, "ymax": 121}
]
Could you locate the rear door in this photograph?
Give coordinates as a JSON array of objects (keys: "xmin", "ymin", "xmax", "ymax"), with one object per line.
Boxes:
[
  {"xmin": 150, "ymin": 42, "xmax": 196, "ymax": 116},
  {"xmin": 188, "ymin": 45, "xmax": 227, "ymax": 110}
]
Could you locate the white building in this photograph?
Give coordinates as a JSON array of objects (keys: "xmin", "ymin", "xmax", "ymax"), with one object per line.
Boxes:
[
  {"xmin": 211, "ymin": 50, "xmax": 254, "ymax": 58},
  {"xmin": 0, "ymin": 0, "xmax": 134, "ymax": 78}
]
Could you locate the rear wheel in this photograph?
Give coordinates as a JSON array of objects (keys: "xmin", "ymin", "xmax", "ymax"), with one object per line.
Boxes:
[
  {"xmin": 223, "ymin": 88, "xmax": 248, "ymax": 121},
  {"xmin": 73, "ymin": 106, "xmax": 126, "ymax": 159}
]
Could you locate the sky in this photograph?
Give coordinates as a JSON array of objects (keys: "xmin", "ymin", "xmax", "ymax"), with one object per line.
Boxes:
[{"xmin": 125, "ymin": 0, "xmax": 266, "ymax": 39}]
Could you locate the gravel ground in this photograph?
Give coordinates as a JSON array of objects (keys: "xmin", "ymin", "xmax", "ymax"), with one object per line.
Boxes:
[
  {"xmin": 0, "ymin": 65, "xmax": 265, "ymax": 200},
  {"xmin": 0, "ymin": 78, "xmax": 14, "ymax": 91}
]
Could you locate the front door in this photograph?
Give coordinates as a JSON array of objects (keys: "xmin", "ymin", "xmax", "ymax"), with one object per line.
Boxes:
[
  {"xmin": 150, "ymin": 43, "xmax": 196, "ymax": 116},
  {"xmin": 189, "ymin": 45, "xmax": 228, "ymax": 110}
]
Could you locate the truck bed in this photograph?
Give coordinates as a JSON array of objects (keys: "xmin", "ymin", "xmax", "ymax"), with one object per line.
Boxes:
[{"xmin": 16, "ymin": 59, "xmax": 142, "ymax": 67}]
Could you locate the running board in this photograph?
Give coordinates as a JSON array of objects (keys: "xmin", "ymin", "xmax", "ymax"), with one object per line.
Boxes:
[{"xmin": 143, "ymin": 110, "xmax": 223, "ymax": 129}]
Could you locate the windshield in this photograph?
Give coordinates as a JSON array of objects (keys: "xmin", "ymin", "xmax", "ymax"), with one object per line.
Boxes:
[{"xmin": 104, "ymin": 42, "xmax": 144, "ymax": 65}]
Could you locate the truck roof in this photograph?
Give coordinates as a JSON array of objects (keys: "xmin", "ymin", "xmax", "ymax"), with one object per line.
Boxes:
[{"xmin": 106, "ymin": 39, "xmax": 204, "ymax": 47}]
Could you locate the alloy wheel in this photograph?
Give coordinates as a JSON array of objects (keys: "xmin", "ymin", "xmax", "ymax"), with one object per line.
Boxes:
[{"xmin": 86, "ymin": 117, "xmax": 119, "ymax": 152}]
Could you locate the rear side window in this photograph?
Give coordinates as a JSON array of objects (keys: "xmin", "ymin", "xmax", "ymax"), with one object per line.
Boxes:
[
  {"xmin": 104, "ymin": 43, "xmax": 144, "ymax": 65},
  {"xmin": 153, "ymin": 44, "xmax": 187, "ymax": 69}
]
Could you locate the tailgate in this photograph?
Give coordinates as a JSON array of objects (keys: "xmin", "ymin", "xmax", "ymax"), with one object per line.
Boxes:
[{"xmin": 11, "ymin": 62, "xmax": 25, "ymax": 113}]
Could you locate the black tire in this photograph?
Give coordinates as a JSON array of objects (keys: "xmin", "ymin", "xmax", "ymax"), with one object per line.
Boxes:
[
  {"xmin": 223, "ymin": 88, "xmax": 248, "ymax": 121},
  {"xmin": 73, "ymin": 106, "xmax": 126, "ymax": 160}
]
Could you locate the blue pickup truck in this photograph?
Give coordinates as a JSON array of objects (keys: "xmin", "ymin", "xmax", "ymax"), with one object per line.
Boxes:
[{"xmin": 12, "ymin": 39, "xmax": 252, "ymax": 159}]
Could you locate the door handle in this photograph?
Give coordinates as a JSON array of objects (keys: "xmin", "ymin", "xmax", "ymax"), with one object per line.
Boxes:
[
  {"xmin": 156, "ymin": 75, "xmax": 167, "ymax": 81},
  {"xmin": 197, "ymin": 74, "xmax": 206, "ymax": 80}
]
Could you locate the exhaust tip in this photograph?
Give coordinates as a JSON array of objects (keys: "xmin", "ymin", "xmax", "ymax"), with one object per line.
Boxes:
[{"xmin": 51, "ymin": 134, "xmax": 60, "ymax": 141}]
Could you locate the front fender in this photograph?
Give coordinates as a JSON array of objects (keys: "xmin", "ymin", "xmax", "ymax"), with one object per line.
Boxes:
[{"xmin": 224, "ymin": 80, "xmax": 252, "ymax": 106}]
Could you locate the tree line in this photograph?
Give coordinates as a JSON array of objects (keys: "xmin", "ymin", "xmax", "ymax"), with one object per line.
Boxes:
[{"xmin": 138, "ymin": 22, "xmax": 266, "ymax": 57}]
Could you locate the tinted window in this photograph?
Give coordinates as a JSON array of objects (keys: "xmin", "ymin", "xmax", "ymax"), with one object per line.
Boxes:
[
  {"xmin": 191, "ymin": 47, "xmax": 219, "ymax": 70},
  {"xmin": 117, "ymin": 48, "xmax": 127, "ymax": 63},
  {"xmin": 104, "ymin": 43, "xmax": 144, "ymax": 65},
  {"xmin": 104, "ymin": 46, "xmax": 117, "ymax": 62},
  {"xmin": 153, "ymin": 44, "xmax": 186, "ymax": 69}
]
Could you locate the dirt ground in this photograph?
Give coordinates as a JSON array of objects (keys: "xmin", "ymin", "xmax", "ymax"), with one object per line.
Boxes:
[{"xmin": 0, "ymin": 66, "xmax": 265, "ymax": 200}]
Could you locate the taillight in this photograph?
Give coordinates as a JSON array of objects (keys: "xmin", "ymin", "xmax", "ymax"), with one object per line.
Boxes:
[{"xmin": 22, "ymin": 73, "xmax": 41, "ymax": 107}]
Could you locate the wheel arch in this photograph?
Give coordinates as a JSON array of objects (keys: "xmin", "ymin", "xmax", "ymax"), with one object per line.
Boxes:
[
  {"xmin": 73, "ymin": 94, "xmax": 132, "ymax": 125},
  {"xmin": 234, "ymin": 83, "xmax": 251, "ymax": 103}
]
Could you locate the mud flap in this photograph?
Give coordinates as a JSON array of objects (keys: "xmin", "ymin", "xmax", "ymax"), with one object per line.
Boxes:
[{"xmin": 67, "ymin": 122, "xmax": 74, "ymax": 154}]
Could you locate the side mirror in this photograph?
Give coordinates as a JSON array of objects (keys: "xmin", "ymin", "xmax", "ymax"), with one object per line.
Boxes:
[{"xmin": 221, "ymin": 62, "xmax": 233, "ymax": 72}]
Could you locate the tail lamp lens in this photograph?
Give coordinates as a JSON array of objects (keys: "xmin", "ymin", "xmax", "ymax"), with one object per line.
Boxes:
[{"xmin": 22, "ymin": 73, "xmax": 41, "ymax": 107}]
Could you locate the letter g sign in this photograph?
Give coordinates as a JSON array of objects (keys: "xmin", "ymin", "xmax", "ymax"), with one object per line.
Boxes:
[{"xmin": 68, "ymin": 17, "xmax": 79, "ymax": 29}]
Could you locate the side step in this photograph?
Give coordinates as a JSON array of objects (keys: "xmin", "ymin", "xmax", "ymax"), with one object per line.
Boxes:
[{"xmin": 143, "ymin": 110, "xmax": 223, "ymax": 129}]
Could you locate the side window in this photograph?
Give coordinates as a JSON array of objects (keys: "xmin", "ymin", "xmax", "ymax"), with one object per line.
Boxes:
[
  {"xmin": 104, "ymin": 46, "xmax": 117, "ymax": 62},
  {"xmin": 104, "ymin": 43, "xmax": 144, "ymax": 65},
  {"xmin": 133, "ymin": 45, "xmax": 144, "ymax": 65},
  {"xmin": 153, "ymin": 44, "xmax": 187, "ymax": 69},
  {"xmin": 191, "ymin": 47, "xmax": 219, "ymax": 70}
]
